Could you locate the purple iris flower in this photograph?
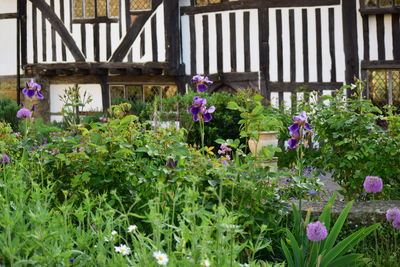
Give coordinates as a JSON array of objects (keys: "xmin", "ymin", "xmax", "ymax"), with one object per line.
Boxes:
[
  {"xmin": 189, "ymin": 96, "xmax": 215, "ymax": 122},
  {"xmin": 309, "ymin": 190, "xmax": 318, "ymax": 195},
  {"xmin": 293, "ymin": 111, "xmax": 307, "ymax": 124},
  {"xmin": 288, "ymin": 138, "xmax": 298, "ymax": 149},
  {"xmin": 0, "ymin": 154, "xmax": 10, "ymax": 164},
  {"xmin": 191, "ymin": 75, "xmax": 213, "ymax": 92},
  {"xmin": 166, "ymin": 159, "xmax": 178, "ymax": 168},
  {"xmin": 22, "ymin": 79, "xmax": 43, "ymax": 99},
  {"xmin": 287, "ymin": 111, "xmax": 313, "ymax": 149}
]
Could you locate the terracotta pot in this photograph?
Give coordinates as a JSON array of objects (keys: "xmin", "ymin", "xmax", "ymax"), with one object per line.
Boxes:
[{"xmin": 248, "ymin": 131, "xmax": 279, "ymax": 156}]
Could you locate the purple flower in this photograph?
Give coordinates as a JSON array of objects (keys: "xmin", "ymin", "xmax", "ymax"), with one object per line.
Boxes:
[
  {"xmin": 309, "ymin": 190, "xmax": 318, "ymax": 195},
  {"xmin": 306, "ymin": 221, "xmax": 328, "ymax": 242},
  {"xmin": 191, "ymin": 75, "xmax": 213, "ymax": 92},
  {"xmin": 293, "ymin": 111, "xmax": 308, "ymax": 124},
  {"xmin": 393, "ymin": 219, "xmax": 400, "ymax": 229},
  {"xmin": 363, "ymin": 176, "xmax": 383, "ymax": 193},
  {"xmin": 386, "ymin": 208, "xmax": 400, "ymax": 222},
  {"xmin": 283, "ymin": 177, "xmax": 292, "ymax": 185},
  {"xmin": 0, "ymin": 154, "xmax": 10, "ymax": 164},
  {"xmin": 288, "ymin": 138, "xmax": 298, "ymax": 149},
  {"xmin": 69, "ymin": 257, "xmax": 75, "ymax": 263},
  {"xmin": 166, "ymin": 158, "xmax": 178, "ymax": 168},
  {"xmin": 22, "ymin": 79, "xmax": 43, "ymax": 99},
  {"xmin": 17, "ymin": 108, "xmax": 32, "ymax": 119},
  {"xmin": 189, "ymin": 97, "xmax": 215, "ymax": 122}
]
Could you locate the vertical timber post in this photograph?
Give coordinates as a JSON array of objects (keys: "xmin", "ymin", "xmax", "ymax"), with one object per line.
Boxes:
[
  {"xmin": 258, "ymin": 7, "xmax": 270, "ymax": 103},
  {"xmin": 342, "ymin": 0, "xmax": 359, "ymax": 97}
]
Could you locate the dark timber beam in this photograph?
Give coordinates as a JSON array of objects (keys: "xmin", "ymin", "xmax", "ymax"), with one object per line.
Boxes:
[
  {"xmin": 164, "ymin": 0, "xmax": 180, "ymax": 70},
  {"xmin": 342, "ymin": 0, "xmax": 359, "ymax": 95},
  {"xmin": 268, "ymin": 82, "xmax": 343, "ymax": 92},
  {"xmin": 181, "ymin": 0, "xmax": 340, "ymax": 15},
  {"xmin": 110, "ymin": 0, "xmax": 163, "ymax": 62},
  {"xmin": 0, "ymin": 13, "xmax": 18, "ymax": 19},
  {"xmin": 361, "ymin": 60, "xmax": 400, "ymax": 70},
  {"xmin": 30, "ymin": 0, "xmax": 85, "ymax": 62}
]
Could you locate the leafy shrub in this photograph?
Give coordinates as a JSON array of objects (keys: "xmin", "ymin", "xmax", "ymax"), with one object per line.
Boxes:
[
  {"xmin": 309, "ymin": 87, "xmax": 400, "ymax": 199},
  {"xmin": 159, "ymin": 91, "xmax": 243, "ymax": 148},
  {"xmin": 0, "ymin": 97, "xmax": 19, "ymax": 131}
]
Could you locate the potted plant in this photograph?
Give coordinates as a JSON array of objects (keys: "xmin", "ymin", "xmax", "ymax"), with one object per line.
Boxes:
[{"xmin": 227, "ymin": 93, "xmax": 283, "ymax": 156}]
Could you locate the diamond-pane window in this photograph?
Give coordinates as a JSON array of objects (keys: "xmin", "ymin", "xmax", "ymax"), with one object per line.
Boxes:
[
  {"xmin": 85, "ymin": 0, "xmax": 95, "ymax": 18},
  {"xmin": 196, "ymin": 0, "xmax": 221, "ymax": 5},
  {"xmin": 368, "ymin": 69, "xmax": 400, "ymax": 108},
  {"xmin": 74, "ymin": 0, "xmax": 83, "ymax": 18},
  {"xmin": 130, "ymin": 0, "xmax": 151, "ymax": 11},
  {"xmin": 97, "ymin": 0, "xmax": 107, "ymax": 17},
  {"xmin": 363, "ymin": 0, "xmax": 398, "ymax": 8},
  {"xmin": 109, "ymin": 0, "xmax": 119, "ymax": 17},
  {"xmin": 73, "ymin": 0, "xmax": 119, "ymax": 19}
]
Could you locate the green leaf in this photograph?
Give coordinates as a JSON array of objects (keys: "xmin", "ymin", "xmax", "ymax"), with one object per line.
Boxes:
[
  {"xmin": 322, "ymin": 200, "xmax": 354, "ymax": 252},
  {"xmin": 281, "ymin": 239, "xmax": 295, "ymax": 267},
  {"xmin": 286, "ymin": 230, "xmax": 303, "ymax": 267},
  {"xmin": 227, "ymin": 101, "xmax": 240, "ymax": 110},
  {"xmin": 321, "ymin": 224, "xmax": 379, "ymax": 267}
]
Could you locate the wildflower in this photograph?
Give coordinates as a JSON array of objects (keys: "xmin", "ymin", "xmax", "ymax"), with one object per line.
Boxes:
[
  {"xmin": 127, "ymin": 225, "xmax": 137, "ymax": 233},
  {"xmin": 114, "ymin": 244, "xmax": 131, "ymax": 256},
  {"xmin": 283, "ymin": 177, "xmax": 291, "ymax": 185},
  {"xmin": 306, "ymin": 221, "xmax": 328, "ymax": 242},
  {"xmin": 386, "ymin": 208, "xmax": 400, "ymax": 222},
  {"xmin": 309, "ymin": 190, "xmax": 318, "ymax": 195},
  {"xmin": 69, "ymin": 257, "xmax": 75, "ymax": 263},
  {"xmin": 189, "ymin": 96, "xmax": 215, "ymax": 122},
  {"xmin": 192, "ymin": 75, "xmax": 213, "ymax": 92},
  {"xmin": 0, "ymin": 154, "xmax": 10, "ymax": 164},
  {"xmin": 201, "ymin": 259, "xmax": 211, "ymax": 267},
  {"xmin": 99, "ymin": 117, "xmax": 109, "ymax": 122},
  {"xmin": 16, "ymin": 108, "xmax": 32, "ymax": 119},
  {"xmin": 153, "ymin": 251, "xmax": 169, "ymax": 265},
  {"xmin": 22, "ymin": 79, "xmax": 43, "ymax": 99},
  {"xmin": 111, "ymin": 230, "xmax": 118, "ymax": 236},
  {"xmin": 363, "ymin": 176, "xmax": 383, "ymax": 193}
]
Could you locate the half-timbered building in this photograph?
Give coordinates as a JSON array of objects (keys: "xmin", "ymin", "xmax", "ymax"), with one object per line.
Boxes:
[{"xmin": 0, "ymin": 0, "xmax": 400, "ymax": 121}]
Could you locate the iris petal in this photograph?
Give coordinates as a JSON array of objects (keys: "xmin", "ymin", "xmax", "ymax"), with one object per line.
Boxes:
[
  {"xmin": 288, "ymin": 138, "xmax": 298, "ymax": 149},
  {"xmin": 190, "ymin": 106, "xmax": 200, "ymax": 115},
  {"xmin": 203, "ymin": 113, "xmax": 212, "ymax": 122},
  {"xmin": 207, "ymin": 106, "xmax": 216, "ymax": 113},
  {"xmin": 26, "ymin": 89, "xmax": 35, "ymax": 98},
  {"xmin": 36, "ymin": 91, "xmax": 44, "ymax": 100},
  {"xmin": 197, "ymin": 84, "xmax": 208, "ymax": 92}
]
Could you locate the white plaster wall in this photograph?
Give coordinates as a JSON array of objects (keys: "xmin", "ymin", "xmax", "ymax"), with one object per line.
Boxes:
[
  {"xmin": 50, "ymin": 84, "xmax": 103, "ymax": 122},
  {"xmin": 0, "ymin": 0, "xmax": 16, "ymax": 13},
  {"xmin": 0, "ymin": 19, "xmax": 17, "ymax": 76}
]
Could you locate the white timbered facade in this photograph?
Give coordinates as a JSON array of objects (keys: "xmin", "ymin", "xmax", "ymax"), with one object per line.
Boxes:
[{"xmin": 0, "ymin": 0, "xmax": 400, "ymax": 120}]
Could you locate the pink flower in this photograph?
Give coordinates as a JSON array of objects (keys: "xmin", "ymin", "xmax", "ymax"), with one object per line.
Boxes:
[
  {"xmin": 306, "ymin": 221, "xmax": 328, "ymax": 242},
  {"xmin": 363, "ymin": 176, "xmax": 383, "ymax": 193}
]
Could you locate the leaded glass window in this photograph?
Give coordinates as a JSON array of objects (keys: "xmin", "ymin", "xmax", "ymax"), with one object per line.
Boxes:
[
  {"xmin": 367, "ymin": 69, "xmax": 400, "ymax": 108},
  {"xmin": 73, "ymin": 0, "xmax": 119, "ymax": 19},
  {"xmin": 363, "ymin": 0, "xmax": 400, "ymax": 8},
  {"xmin": 196, "ymin": 0, "xmax": 221, "ymax": 6},
  {"xmin": 130, "ymin": 0, "xmax": 151, "ymax": 11}
]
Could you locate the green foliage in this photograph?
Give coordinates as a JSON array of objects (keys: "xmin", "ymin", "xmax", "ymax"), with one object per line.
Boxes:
[
  {"xmin": 309, "ymin": 86, "xmax": 400, "ymax": 199},
  {"xmin": 159, "ymin": 91, "xmax": 243, "ymax": 148},
  {"xmin": 282, "ymin": 194, "xmax": 379, "ymax": 267},
  {"xmin": 59, "ymin": 86, "xmax": 93, "ymax": 128},
  {"xmin": 0, "ymin": 97, "xmax": 19, "ymax": 131}
]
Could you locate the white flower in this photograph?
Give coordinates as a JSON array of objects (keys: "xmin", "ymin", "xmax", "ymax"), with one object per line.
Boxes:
[
  {"xmin": 128, "ymin": 225, "xmax": 137, "ymax": 233},
  {"xmin": 111, "ymin": 230, "xmax": 118, "ymax": 236},
  {"xmin": 153, "ymin": 251, "xmax": 169, "ymax": 265},
  {"xmin": 202, "ymin": 259, "xmax": 211, "ymax": 267},
  {"xmin": 114, "ymin": 244, "xmax": 131, "ymax": 256},
  {"xmin": 104, "ymin": 236, "xmax": 113, "ymax": 242}
]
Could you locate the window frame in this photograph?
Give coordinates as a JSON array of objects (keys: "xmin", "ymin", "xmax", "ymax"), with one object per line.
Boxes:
[
  {"xmin": 72, "ymin": 0, "xmax": 119, "ymax": 23},
  {"xmin": 360, "ymin": 0, "xmax": 400, "ymax": 14},
  {"xmin": 364, "ymin": 67, "xmax": 400, "ymax": 107}
]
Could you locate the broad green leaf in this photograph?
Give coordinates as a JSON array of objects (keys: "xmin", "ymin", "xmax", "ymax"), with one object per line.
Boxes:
[{"xmin": 281, "ymin": 239, "xmax": 295, "ymax": 267}]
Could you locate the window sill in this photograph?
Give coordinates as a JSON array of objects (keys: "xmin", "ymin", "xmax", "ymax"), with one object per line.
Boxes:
[
  {"xmin": 360, "ymin": 7, "xmax": 400, "ymax": 15},
  {"xmin": 72, "ymin": 17, "xmax": 119, "ymax": 24}
]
